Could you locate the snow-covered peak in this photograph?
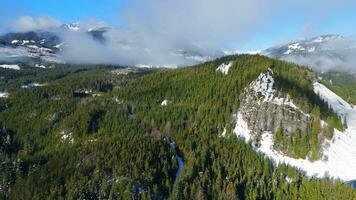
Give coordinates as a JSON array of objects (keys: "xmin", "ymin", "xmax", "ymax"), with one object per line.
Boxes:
[
  {"xmin": 263, "ymin": 34, "xmax": 345, "ymax": 57},
  {"xmin": 216, "ymin": 61, "xmax": 233, "ymax": 75},
  {"xmin": 312, "ymin": 35, "xmax": 343, "ymax": 43},
  {"xmin": 62, "ymin": 23, "xmax": 81, "ymax": 31}
]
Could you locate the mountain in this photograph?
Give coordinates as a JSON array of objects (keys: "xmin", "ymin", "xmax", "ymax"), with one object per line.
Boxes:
[
  {"xmin": 0, "ymin": 22, "xmax": 226, "ymax": 68},
  {"xmin": 263, "ymin": 34, "xmax": 344, "ymax": 57},
  {"xmin": 262, "ymin": 34, "xmax": 356, "ymax": 72},
  {"xmin": 0, "ymin": 31, "xmax": 62, "ymax": 65},
  {"xmin": 61, "ymin": 22, "xmax": 81, "ymax": 31},
  {"xmin": 263, "ymin": 34, "xmax": 356, "ymax": 106},
  {"xmin": 0, "ymin": 23, "xmax": 110, "ymax": 66},
  {"xmin": 0, "ymin": 54, "xmax": 355, "ymax": 199}
]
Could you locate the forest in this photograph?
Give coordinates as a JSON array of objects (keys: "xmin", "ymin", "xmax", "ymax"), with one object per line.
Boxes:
[{"xmin": 0, "ymin": 55, "xmax": 355, "ymax": 199}]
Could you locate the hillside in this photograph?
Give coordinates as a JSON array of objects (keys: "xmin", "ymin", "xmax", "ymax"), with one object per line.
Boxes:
[{"xmin": 0, "ymin": 55, "xmax": 355, "ymax": 199}]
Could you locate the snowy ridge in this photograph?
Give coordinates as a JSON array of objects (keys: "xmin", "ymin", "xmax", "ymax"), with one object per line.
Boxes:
[
  {"xmin": 216, "ymin": 61, "xmax": 233, "ymax": 75},
  {"xmin": 249, "ymin": 69, "xmax": 298, "ymax": 109},
  {"xmin": 235, "ymin": 81, "xmax": 356, "ymax": 181}
]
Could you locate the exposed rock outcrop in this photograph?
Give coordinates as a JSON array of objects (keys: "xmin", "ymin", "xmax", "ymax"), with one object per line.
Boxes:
[{"xmin": 237, "ymin": 69, "xmax": 311, "ymax": 137}]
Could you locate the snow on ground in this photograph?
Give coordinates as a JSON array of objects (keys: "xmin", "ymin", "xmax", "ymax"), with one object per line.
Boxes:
[
  {"xmin": 288, "ymin": 43, "xmax": 301, "ymax": 50},
  {"xmin": 308, "ymin": 47, "xmax": 316, "ymax": 53},
  {"xmin": 250, "ymin": 69, "xmax": 299, "ymax": 110},
  {"xmin": 35, "ymin": 64, "xmax": 46, "ymax": 69},
  {"xmin": 0, "ymin": 92, "xmax": 9, "ymax": 98},
  {"xmin": 220, "ymin": 128, "xmax": 227, "ymax": 138},
  {"xmin": 0, "ymin": 64, "xmax": 20, "ymax": 70},
  {"xmin": 216, "ymin": 61, "xmax": 233, "ymax": 75},
  {"xmin": 161, "ymin": 99, "xmax": 169, "ymax": 106},
  {"xmin": 233, "ymin": 112, "xmax": 252, "ymax": 142},
  {"xmin": 21, "ymin": 83, "xmax": 47, "ymax": 88},
  {"xmin": 284, "ymin": 42, "xmax": 307, "ymax": 55},
  {"xmin": 235, "ymin": 81, "xmax": 356, "ymax": 181},
  {"xmin": 0, "ymin": 46, "xmax": 62, "ymax": 64},
  {"xmin": 60, "ymin": 131, "xmax": 74, "ymax": 143},
  {"xmin": 55, "ymin": 42, "xmax": 65, "ymax": 49}
]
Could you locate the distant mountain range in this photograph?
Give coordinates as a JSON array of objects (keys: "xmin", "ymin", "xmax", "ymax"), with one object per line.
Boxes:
[
  {"xmin": 0, "ymin": 23, "xmax": 110, "ymax": 66},
  {"xmin": 263, "ymin": 34, "xmax": 344, "ymax": 57},
  {"xmin": 0, "ymin": 22, "xmax": 215, "ymax": 67},
  {"xmin": 262, "ymin": 34, "xmax": 356, "ymax": 72},
  {"xmin": 1, "ymin": 25, "xmax": 355, "ymax": 71}
]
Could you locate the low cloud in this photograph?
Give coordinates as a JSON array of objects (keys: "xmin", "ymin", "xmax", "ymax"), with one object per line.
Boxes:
[
  {"xmin": 60, "ymin": 0, "xmax": 284, "ymax": 66},
  {"xmin": 10, "ymin": 16, "xmax": 62, "ymax": 32},
  {"xmin": 283, "ymin": 37, "xmax": 356, "ymax": 72},
  {"xmin": 2, "ymin": 0, "xmax": 356, "ymax": 68}
]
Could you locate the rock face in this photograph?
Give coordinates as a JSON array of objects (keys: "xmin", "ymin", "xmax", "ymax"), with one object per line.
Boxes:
[{"xmin": 238, "ymin": 69, "xmax": 311, "ymax": 137}]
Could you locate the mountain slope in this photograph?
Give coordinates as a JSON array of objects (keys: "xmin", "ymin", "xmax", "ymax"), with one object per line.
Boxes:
[
  {"xmin": 237, "ymin": 78, "xmax": 356, "ymax": 180},
  {"xmin": 0, "ymin": 55, "xmax": 355, "ymax": 199}
]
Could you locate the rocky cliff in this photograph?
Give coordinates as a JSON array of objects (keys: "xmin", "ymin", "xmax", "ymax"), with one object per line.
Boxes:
[{"xmin": 237, "ymin": 69, "xmax": 312, "ymax": 140}]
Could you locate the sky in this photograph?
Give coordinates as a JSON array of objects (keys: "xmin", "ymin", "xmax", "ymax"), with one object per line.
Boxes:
[{"xmin": 1, "ymin": 0, "xmax": 356, "ymax": 67}]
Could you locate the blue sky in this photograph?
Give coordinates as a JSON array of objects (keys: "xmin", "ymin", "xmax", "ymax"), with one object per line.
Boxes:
[
  {"xmin": 1, "ymin": 0, "xmax": 356, "ymax": 51},
  {"xmin": 0, "ymin": 0, "xmax": 128, "ymax": 25}
]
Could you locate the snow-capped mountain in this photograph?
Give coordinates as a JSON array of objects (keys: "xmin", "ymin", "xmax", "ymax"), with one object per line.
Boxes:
[
  {"xmin": 0, "ymin": 31, "xmax": 62, "ymax": 64},
  {"xmin": 263, "ymin": 35, "xmax": 344, "ymax": 57},
  {"xmin": 61, "ymin": 23, "xmax": 81, "ymax": 31},
  {"xmin": 0, "ymin": 28, "xmax": 222, "ymax": 68},
  {"xmin": 262, "ymin": 34, "xmax": 356, "ymax": 72},
  {"xmin": 0, "ymin": 23, "xmax": 110, "ymax": 66}
]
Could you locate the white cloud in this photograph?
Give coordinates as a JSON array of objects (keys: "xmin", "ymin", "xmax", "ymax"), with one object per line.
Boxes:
[
  {"xmin": 3, "ymin": 0, "xmax": 356, "ymax": 67},
  {"xmin": 11, "ymin": 16, "xmax": 62, "ymax": 32}
]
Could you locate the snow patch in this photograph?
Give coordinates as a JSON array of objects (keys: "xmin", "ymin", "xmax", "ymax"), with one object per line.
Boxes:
[
  {"xmin": 35, "ymin": 64, "xmax": 46, "ymax": 69},
  {"xmin": 0, "ymin": 64, "xmax": 20, "ymax": 70},
  {"xmin": 21, "ymin": 83, "xmax": 47, "ymax": 88},
  {"xmin": 161, "ymin": 99, "xmax": 170, "ymax": 106},
  {"xmin": 249, "ymin": 69, "xmax": 300, "ymax": 110},
  {"xmin": 284, "ymin": 43, "xmax": 306, "ymax": 55},
  {"xmin": 288, "ymin": 43, "xmax": 301, "ymax": 50},
  {"xmin": 216, "ymin": 61, "xmax": 233, "ymax": 75},
  {"xmin": 233, "ymin": 112, "xmax": 252, "ymax": 142},
  {"xmin": 55, "ymin": 42, "xmax": 65, "ymax": 49},
  {"xmin": 60, "ymin": 131, "xmax": 74, "ymax": 143},
  {"xmin": 219, "ymin": 127, "xmax": 227, "ymax": 138},
  {"xmin": 0, "ymin": 92, "xmax": 9, "ymax": 98},
  {"xmin": 308, "ymin": 47, "xmax": 316, "ymax": 53},
  {"xmin": 27, "ymin": 45, "xmax": 39, "ymax": 49}
]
